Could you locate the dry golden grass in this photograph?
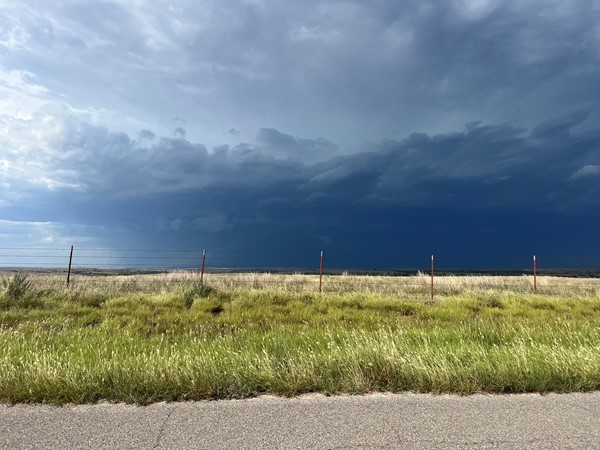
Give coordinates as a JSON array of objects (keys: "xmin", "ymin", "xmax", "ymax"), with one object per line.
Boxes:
[{"xmin": 6, "ymin": 270, "xmax": 599, "ymax": 298}]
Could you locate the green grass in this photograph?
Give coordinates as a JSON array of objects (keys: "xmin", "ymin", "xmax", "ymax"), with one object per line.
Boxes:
[{"xmin": 1, "ymin": 274, "xmax": 600, "ymax": 404}]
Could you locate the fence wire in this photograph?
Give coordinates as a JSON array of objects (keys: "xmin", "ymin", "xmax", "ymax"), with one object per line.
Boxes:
[{"xmin": 1, "ymin": 247, "xmax": 600, "ymax": 298}]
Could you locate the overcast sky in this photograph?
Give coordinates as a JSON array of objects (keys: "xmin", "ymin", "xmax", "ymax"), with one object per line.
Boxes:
[{"xmin": 1, "ymin": 0, "xmax": 600, "ymax": 269}]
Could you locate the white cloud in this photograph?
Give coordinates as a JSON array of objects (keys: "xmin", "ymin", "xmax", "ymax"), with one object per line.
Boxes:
[
  {"xmin": 453, "ymin": 0, "xmax": 499, "ymax": 21},
  {"xmin": 0, "ymin": 10, "xmax": 30, "ymax": 51},
  {"xmin": 0, "ymin": 84, "xmax": 48, "ymax": 119},
  {"xmin": 570, "ymin": 164, "xmax": 600, "ymax": 180},
  {"xmin": 0, "ymin": 68, "xmax": 49, "ymax": 95},
  {"xmin": 0, "ymin": 219, "xmax": 62, "ymax": 248},
  {"xmin": 0, "ymin": 219, "xmax": 54, "ymax": 227},
  {"xmin": 0, "ymin": 219, "xmax": 104, "ymax": 249}
]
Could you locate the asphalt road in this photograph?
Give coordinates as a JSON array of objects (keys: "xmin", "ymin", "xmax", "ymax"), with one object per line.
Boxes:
[{"xmin": 1, "ymin": 393, "xmax": 600, "ymax": 449}]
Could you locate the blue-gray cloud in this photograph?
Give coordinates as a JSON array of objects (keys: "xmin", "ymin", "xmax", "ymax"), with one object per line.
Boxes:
[
  {"xmin": 256, "ymin": 128, "xmax": 339, "ymax": 162},
  {"xmin": 2, "ymin": 1, "xmax": 600, "ymax": 146}
]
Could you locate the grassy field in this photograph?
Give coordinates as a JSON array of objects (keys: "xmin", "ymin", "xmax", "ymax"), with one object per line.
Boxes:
[{"xmin": 1, "ymin": 271, "xmax": 600, "ymax": 404}]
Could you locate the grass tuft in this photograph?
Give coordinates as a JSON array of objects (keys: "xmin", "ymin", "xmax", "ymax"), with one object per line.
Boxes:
[
  {"xmin": 1, "ymin": 272, "xmax": 32, "ymax": 301},
  {"xmin": 179, "ymin": 281, "xmax": 217, "ymax": 309}
]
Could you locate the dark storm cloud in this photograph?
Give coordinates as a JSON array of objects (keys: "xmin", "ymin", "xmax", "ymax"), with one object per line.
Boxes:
[
  {"xmin": 5, "ymin": 111, "xmax": 600, "ymax": 266},
  {"xmin": 300, "ymin": 116, "xmax": 595, "ymax": 212},
  {"xmin": 10, "ymin": 111, "xmax": 600, "ymax": 209},
  {"xmin": 10, "ymin": 112, "xmax": 600, "ymax": 222}
]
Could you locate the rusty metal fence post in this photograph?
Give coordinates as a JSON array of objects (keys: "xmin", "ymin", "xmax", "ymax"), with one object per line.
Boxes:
[
  {"xmin": 66, "ymin": 245, "xmax": 73, "ymax": 287},
  {"xmin": 319, "ymin": 250, "xmax": 324, "ymax": 293},
  {"xmin": 533, "ymin": 255, "xmax": 537, "ymax": 293},
  {"xmin": 430, "ymin": 254, "xmax": 434, "ymax": 301},
  {"xmin": 200, "ymin": 249, "xmax": 206, "ymax": 283}
]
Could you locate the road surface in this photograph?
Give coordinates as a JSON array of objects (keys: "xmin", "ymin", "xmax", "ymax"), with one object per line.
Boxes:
[{"xmin": 1, "ymin": 393, "xmax": 600, "ymax": 449}]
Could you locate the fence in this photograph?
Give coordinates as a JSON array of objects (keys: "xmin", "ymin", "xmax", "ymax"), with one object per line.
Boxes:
[{"xmin": 1, "ymin": 247, "xmax": 600, "ymax": 298}]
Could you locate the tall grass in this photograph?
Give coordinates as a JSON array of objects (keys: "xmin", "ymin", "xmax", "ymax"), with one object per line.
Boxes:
[
  {"xmin": 1, "ymin": 273, "xmax": 600, "ymax": 404},
  {"xmin": 6, "ymin": 270, "xmax": 600, "ymax": 297}
]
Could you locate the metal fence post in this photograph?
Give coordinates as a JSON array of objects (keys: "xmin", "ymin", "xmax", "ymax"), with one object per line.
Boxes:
[
  {"xmin": 533, "ymin": 255, "xmax": 537, "ymax": 293},
  {"xmin": 319, "ymin": 250, "xmax": 324, "ymax": 293},
  {"xmin": 430, "ymin": 255, "xmax": 435, "ymax": 301},
  {"xmin": 67, "ymin": 245, "xmax": 74, "ymax": 287},
  {"xmin": 200, "ymin": 249, "xmax": 206, "ymax": 283}
]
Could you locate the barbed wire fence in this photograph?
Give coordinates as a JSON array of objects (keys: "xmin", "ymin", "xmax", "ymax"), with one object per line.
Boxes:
[{"xmin": 1, "ymin": 247, "xmax": 600, "ymax": 298}]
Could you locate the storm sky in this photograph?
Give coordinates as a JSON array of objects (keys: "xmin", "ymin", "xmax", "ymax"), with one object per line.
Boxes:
[{"xmin": 1, "ymin": 0, "xmax": 600, "ymax": 269}]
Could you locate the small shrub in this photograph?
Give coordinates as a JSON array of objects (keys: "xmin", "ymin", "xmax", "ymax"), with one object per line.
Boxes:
[{"xmin": 1, "ymin": 273, "xmax": 32, "ymax": 301}]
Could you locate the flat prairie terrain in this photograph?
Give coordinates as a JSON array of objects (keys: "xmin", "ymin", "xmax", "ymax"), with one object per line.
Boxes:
[{"xmin": 1, "ymin": 272, "xmax": 600, "ymax": 404}]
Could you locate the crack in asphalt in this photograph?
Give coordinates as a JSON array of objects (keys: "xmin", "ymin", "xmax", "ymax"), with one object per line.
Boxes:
[{"xmin": 153, "ymin": 405, "xmax": 176, "ymax": 449}]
